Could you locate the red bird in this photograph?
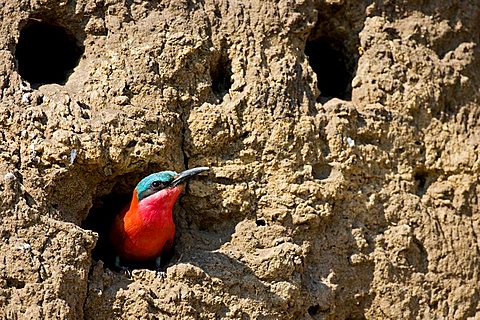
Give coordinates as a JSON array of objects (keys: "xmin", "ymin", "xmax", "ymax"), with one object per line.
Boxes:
[{"xmin": 109, "ymin": 167, "xmax": 209, "ymax": 271}]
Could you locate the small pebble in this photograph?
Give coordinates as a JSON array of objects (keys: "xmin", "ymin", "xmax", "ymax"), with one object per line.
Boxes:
[{"xmin": 347, "ymin": 137, "xmax": 355, "ymax": 147}]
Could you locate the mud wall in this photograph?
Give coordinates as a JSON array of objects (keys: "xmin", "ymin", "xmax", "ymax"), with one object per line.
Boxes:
[{"xmin": 0, "ymin": 0, "xmax": 479, "ymax": 319}]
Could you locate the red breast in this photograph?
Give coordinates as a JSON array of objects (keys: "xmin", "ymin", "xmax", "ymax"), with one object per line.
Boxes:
[{"xmin": 110, "ymin": 186, "xmax": 183, "ymax": 261}]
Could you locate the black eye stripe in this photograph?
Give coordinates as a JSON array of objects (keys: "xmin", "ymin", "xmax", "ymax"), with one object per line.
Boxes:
[
  {"xmin": 151, "ymin": 181, "xmax": 164, "ymax": 189},
  {"xmin": 151, "ymin": 180, "xmax": 173, "ymax": 190}
]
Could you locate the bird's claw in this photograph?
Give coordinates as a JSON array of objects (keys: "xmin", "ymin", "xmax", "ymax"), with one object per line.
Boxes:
[
  {"xmin": 154, "ymin": 256, "xmax": 167, "ymax": 279},
  {"xmin": 156, "ymin": 270, "xmax": 167, "ymax": 279},
  {"xmin": 121, "ymin": 266, "xmax": 133, "ymax": 278},
  {"xmin": 115, "ymin": 256, "xmax": 132, "ymax": 278}
]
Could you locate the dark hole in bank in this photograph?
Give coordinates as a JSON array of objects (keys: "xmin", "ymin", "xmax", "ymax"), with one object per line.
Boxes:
[
  {"xmin": 414, "ymin": 170, "xmax": 428, "ymax": 196},
  {"xmin": 305, "ymin": 37, "xmax": 355, "ymax": 101},
  {"xmin": 255, "ymin": 219, "xmax": 266, "ymax": 226},
  {"xmin": 82, "ymin": 181, "xmax": 174, "ymax": 272},
  {"xmin": 308, "ymin": 304, "xmax": 321, "ymax": 316},
  {"xmin": 15, "ymin": 20, "xmax": 83, "ymax": 86},
  {"xmin": 211, "ymin": 55, "xmax": 233, "ymax": 98}
]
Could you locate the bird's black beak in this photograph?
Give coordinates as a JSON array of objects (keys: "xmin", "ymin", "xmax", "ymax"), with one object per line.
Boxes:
[{"xmin": 171, "ymin": 167, "xmax": 209, "ymax": 187}]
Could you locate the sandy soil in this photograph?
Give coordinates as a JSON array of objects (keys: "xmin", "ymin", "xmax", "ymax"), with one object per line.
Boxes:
[{"xmin": 0, "ymin": 0, "xmax": 479, "ymax": 319}]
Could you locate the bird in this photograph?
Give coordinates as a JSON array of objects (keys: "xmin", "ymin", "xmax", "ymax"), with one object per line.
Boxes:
[{"xmin": 109, "ymin": 167, "xmax": 209, "ymax": 272}]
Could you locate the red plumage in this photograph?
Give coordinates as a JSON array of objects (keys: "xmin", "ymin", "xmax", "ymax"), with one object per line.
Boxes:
[{"xmin": 109, "ymin": 186, "xmax": 184, "ymax": 262}]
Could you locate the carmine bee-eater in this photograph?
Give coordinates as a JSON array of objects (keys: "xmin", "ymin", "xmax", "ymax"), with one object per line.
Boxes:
[{"xmin": 109, "ymin": 167, "xmax": 209, "ymax": 271}]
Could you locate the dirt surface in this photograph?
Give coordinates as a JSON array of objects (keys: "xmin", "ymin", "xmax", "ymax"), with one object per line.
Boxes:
[{"xmin": 1, "ymin": 0, "xmax": 480, "ymax": 319}]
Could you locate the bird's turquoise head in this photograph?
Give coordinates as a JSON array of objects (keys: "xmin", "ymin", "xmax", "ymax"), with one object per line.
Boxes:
[{"xmin": 135, "ymin": 167, "xmax": 209, "ymax": 201}]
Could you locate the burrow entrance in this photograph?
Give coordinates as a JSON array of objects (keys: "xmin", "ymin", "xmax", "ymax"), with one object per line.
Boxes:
[
  {"xmin": 305, "ymin": 37, "xmax": 356, "ymax": 101},
  {"xmin": 304, "ymin": 3, "xmax": 362, "ymax": 102},
  {"xmin": 82, "ymin": 189, "xmax": 131, "ymax": 271},
  {"xmin": 15, "ymin": 19, "xmax": 84, "ymax": 86},
  {"xmin": 82, "ymin": 173, "xmax": 175, "ymax": 272},
  {"xmin": 210, "ymin": 52, "xmax": 233, "ymax": 100}
]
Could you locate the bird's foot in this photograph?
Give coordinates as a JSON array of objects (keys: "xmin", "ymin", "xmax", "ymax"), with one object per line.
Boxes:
[
  {"xmin": 121, "ymin": 266, "xmax": 133, "ymax": 278},
  {"xmin": 115, "ymin": 256, "xmax": 132, "ymax": 278},
  {"xmin": 155, "ymin": 256, "xmax": 167, "ymax": 279}
]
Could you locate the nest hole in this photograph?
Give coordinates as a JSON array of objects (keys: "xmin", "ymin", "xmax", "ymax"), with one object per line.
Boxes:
[
  {"xmin": 414, "ymin": 171, "xmax": 427, "ymax": 195},
  {"xmin": 305, "ymin": 37, "xmax": 355, "ymax": 101},
  {"xmin": 15, "ymin": 19, "xmax": 84, "ymax": 86},
  {"xmin": 255, "ymin": 219, "xmax": 266, "ymax": 226},
  {"xmin": 413, "ymin": 169, "xmax": 435, "ymax": 197},
  {"xmin": 82, "ymin": 175, "xmax": 174, "ymax": 271},
  {"xmin": 82, "ymin": 190, "xmax": 131, "ymax": 270},
  {"xmin": 308, "ymin": 304, "xmax": 320, "ymax": 316},
  {"xmin": 210, "ymin": 55, "xmax": 233, "ymax": 98}
]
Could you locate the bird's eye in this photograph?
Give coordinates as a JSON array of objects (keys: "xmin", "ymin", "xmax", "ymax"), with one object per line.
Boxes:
[{"xmin": 151, "ymin": 181, "xmax": 163, "ymax": 189}]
